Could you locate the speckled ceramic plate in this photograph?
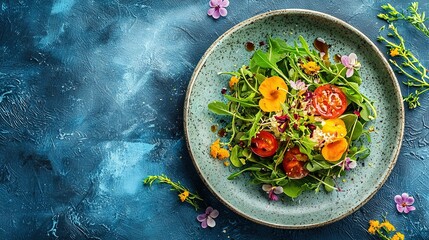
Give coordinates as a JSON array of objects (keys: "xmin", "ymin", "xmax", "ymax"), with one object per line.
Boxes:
[{"xmin": 184, "ymin": 9, "xmax": 404, "ymax": 229}]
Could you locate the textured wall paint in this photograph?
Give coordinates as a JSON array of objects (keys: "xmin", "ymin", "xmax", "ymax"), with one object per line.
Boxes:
[{"xmin": 0, "ymin": 0, "xmax": 428, "ymax": 239}]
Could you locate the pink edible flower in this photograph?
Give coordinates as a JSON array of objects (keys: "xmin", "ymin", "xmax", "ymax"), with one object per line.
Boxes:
[
  {"xmin": 394, "ymin": 193, "xmax": 416, "ymax": 213},
  {"xmin": 262, "ymin": 184, "xmax": 283, "ymax": 201},
  {"xmin": 341, "ymin": 53, "xmax": 361, "ymax": 78},
  {"xmin": 207, "ymin": 0, "xmax": 229, "ymax": 19},
  {"xmin": 197, "ymin": 206, "xmax": 219, "ymax": 228}
]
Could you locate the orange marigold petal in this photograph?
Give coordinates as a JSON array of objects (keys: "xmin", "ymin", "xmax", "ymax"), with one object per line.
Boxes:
[
  {"xmin": 229, "ymin": 76, "xmax": 239, "ymax": 89},
  {"xmin": 210, "ymin": 139, "xmax": 221, "ymax": 158},
  {"xmin": 322, "ymin": 138, "xmax": 348, "ymax": 162},
  {"xmin": 217, "ymin": 148, "xmax": 230, "ymax": 160},
  {"xmin": 258, "ymin": 76, "xmax": 287, "ymax": 112},
  {"xmin": 322, "ymin": 118, "xmax": 347, "ymax": 139}
]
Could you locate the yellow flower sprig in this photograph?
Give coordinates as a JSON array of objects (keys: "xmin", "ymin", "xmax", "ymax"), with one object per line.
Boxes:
[
  {"xmin": 378, "ymin": 3, "xmax": 429, "ymax": 109},
  {"xmin": 368, "ymin": 218, "xmax": 405, "ymax": 240},
  {"xmin": 144, "ymin": 174, "xmax": 204, "ymax": 210},
  {"xmin": 378, "ymin": 23, "xmax": 429, "ymax": 109}
]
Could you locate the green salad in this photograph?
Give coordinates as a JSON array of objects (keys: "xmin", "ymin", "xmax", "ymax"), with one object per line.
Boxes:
[{"xmin": 208, "ymin": 36, "xmax": 376, "ymax": 200}]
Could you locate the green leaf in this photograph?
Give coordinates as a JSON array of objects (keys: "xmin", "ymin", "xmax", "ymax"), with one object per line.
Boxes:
[
  {"xmin": 250, "ymin": 50, "xmax": 289, "ymax": 82},
  {"xmin": 230, "ymin": 145, "xmax": 243, "ymax": 167},
  {"xmin": 305, "ymin": 160, "xmax": 332, "ymax": 172},
  {"xmin": 224, "ymin": 95, "xmax": 258, "ymax": 108},
  {"xmin": 324, "ymin": 177, "xmax": 335, "ymax": 192},
  {"xmin": 208, "ymin": 101, "xmax": 233, "ymax": 115},
  {"xmin": 227, "ymin": 167, "xmax": 262, "ymax": 180},
  {"xmin": 351, "ymin": 121, "xmax": 363, "ymax": 140},
  {"xmin": 283, "ymin": 180, "xmax": 303, "ymax": 198}
]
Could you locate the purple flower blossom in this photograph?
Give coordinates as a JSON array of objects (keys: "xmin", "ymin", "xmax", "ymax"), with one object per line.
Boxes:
[
  {"xmin": 197, "ymin": 206, "xmax": 219, "ymax": 228},
  {"xmin": 207, "ymin": 0, "xmax": 229, "ymax": 19},
  {"xmin": 290, "ymin": 80, "xmax": 308, "ymax": 91},
  {"xmin": 344, "ymin": 157, "xmax": 357, "ymax": 170},
  {"xmin": 341, "ymin": 53, "xmax": 361, "ymax": 78},
  {"xmin": 394, "ymin": 193, "xmax": 416, "ymax": 213},
  {"xmin": 262, "ymin": 184, "xmax": 283, "ymax": 201}
]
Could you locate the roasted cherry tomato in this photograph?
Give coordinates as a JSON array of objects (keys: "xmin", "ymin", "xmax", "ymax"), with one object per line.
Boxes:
[
  {"xmin": 312, "ymin": 84, "xmax": 347, "ymax": 119},
  {"xmin": 250, "ymin": 131, "xmax": 278, "ymax": 157},
  {"xmin": 282, "ymin": 146, "xmax": 309, "ymax": 179}
]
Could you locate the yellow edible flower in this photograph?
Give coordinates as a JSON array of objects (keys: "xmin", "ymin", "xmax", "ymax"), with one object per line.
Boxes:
[
  {"xmin": 258, "ymin": 76, "xmax": 288, "ymax": 112},
  {"xmin": 390, "ymin": 48, "xmax": 400, "ymax": 57},
  {"xmin": 178, "ymin": 190, "xmax": 190, "ymax": 202},
  {"xmin": 380, "ymin": 220, "xmax": 396, "ymax": 232},
  {"xmin": 368, "ymin": 220, "xmax": 380, "ymax": 234},
  {"xmin": 322, "ymin": 118, "xmax": 347, "ymax": 140},
  {"xmin": 229, "ymin": 76, "xmax": 239, "ymax": 89},
  {"xmin": 391, "ymin": 232, "xmax": 405, "ymax": 240},
  {"xmin": 321, "ymin": 137, "xmax": 348, "ymax": 162},
  {"xmin": 301, "ymin": 61, "xmax": 320, "ymax": 75},
  {"xmin": 210, "ymin": 139, "xmax": 230, "ymax": 160}
]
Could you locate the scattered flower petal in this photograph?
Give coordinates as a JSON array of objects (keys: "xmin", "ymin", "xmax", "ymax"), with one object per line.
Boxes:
[
  {"xmin": 394, "ymin": 193, "xmax": 416, "ymax": 213},
  {"xmin": 197, "ymin": 206, "xmax": 219, "ymax": 228},
  {"xmin": 207, "ymin": 0, "xmax": 229, "ymax": 19},
  {"xmin": 290, "ymin": 80, "xmax": 308, "ymax": 91}
]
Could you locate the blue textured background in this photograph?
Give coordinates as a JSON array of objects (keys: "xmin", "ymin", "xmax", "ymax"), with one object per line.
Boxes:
[{"xmin": 0, "ymin": 0, "xmax": 428, "ymax": 239}]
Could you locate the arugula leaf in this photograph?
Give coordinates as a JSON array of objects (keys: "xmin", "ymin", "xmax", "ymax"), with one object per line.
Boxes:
[
  {"xmin": 230, "ymin": 145, "xmax": 243, "ymax": 167},
  {"xmin": 208, "ymin": 101, "xmax": 233, "ymax": 115}
]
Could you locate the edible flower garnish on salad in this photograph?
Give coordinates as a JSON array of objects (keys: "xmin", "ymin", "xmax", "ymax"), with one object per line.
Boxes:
[{"xmin": 208, "ymin": 36, "xmax": 376, "ymax": 199}]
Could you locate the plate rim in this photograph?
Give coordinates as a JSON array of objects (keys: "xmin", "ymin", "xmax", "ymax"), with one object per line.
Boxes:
[{"xmin": 183, "ymin": 8, "xmax": 405, "ymax": 229}]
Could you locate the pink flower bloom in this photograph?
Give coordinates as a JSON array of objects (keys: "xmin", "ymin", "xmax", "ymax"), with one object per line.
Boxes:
[
  {"xmin": 341, "ymin": 53, "xmax": 361, "ymax": 78},
  {"xmin": 290, "ymin": 80, "xmax": 308, "ymax": 91},
  {"xmin": 262, "ymin": 184, "xmax": 283, "ymax": 201},
  {"xmin": 207, "ymin": 0, "xmax": 229, "ymax": 19},
  {"xmin": 344, "ymin": 157, "xmax": 357, "ymax": 170},
  {"xmin": 197, "ymin": 206, "xmax": 219, "ymax": 228},
  {"xmin": 394, "ymin": 193, "xmax": 416, "ymax": 213}
]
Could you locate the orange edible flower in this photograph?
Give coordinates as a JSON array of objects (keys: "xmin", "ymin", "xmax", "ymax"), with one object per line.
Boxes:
[
  {"xmin": 368, "ymin": 220, "xmax": 380, "ymax": 234},
  {"xmin": 391, "ymin": 232, "xmax": 405, "ymax": 240},
  {"xmin": 229, "ymin": 76, "xmax": 239, "ymax": 89},
  {"xmin": 321, "ymin": 137, "xmax": 348, "ymax": 162},
  {"xmin": 322, "ymin": 118, "xmax": 347, "ymax": 140},
  {"xmin": 301, "ymin": 61, "xmax": 320, "ymax": 75},
  {"xmin": 258, "ymin": 76, "xmax": 288, "ymax": 112},
  {"xmin": 210, "ymin": 139, "xmax": 230, "ymax": 160},
  {"xmin": 390, "ymin": 48, "xmax": 400, "ymax": 57},
  {"xmin": 178, "ymin": 190, "xmax": 190, "ymax": 202}
]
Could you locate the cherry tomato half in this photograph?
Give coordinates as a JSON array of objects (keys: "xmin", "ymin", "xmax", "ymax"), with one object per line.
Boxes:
[
  {"xmin": 250, "ymin": 131, "xmax": 279, "ymax": 157},
  {"xmin": 312, "ymin": 84, "xmax": 347, "ymax": 119},
  {"xmin": 282, "ymin": 146, "xmax": 309, "ymax": 179}
]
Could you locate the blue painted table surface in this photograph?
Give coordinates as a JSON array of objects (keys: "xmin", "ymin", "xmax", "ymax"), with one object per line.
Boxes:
[{"xmin": 0, "ymin": 0, "xmax": 428, "ymax": 239}]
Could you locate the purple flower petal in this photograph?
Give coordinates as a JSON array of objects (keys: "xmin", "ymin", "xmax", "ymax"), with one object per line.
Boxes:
[
  {"xmin": 349, "ymin": 53, "xmax": 357, "ymax": 65},
  {"xmin": 219, "ymin": 8, "xmax": 227, "ymax": 17},
  {"xmin": 211, "ymin": 9, "xmax": 221, "ymax": 19},
  {"xmin": 201, "ymin": 220, "xmax": 208, "ymax": 228},
  {"xmin": 262, "ymin": 184, "xmax": 272, "ymax": 192},
  {"xmin": 394, "ymin": 195, "xmax": 403, "ymax": 204},
  {"xmin": 209, "ymin": 0, "xmax": 220, "ymax": 7},
  {"xmin": 207, "ymin": 8, "xmax": 215, "ymax": 16},
  {"xmin": 219, "ymin": 0, "xmax": 229, "ymax": 7},
  {"xmin": 396, "ymin": 204, "xmax": 404, "ymax": 213},
  {"xmin": 405, "ymin": 196, "xmax": 415, "ymax": 205},
  {"xmin": 197, "ymin": 214, "xmax": 207, "ymax": 222},
  {"xmin": 205, "ymin": 206, "xmax": 213, "ymax": 215},
  {"xmin": 270, "ymin": 193, "xmax": 279, "ymax": 201},
  {"xmin": 346, "ymin": 68, "xmax": 354, "ymax": 78},
  {"xmin": 401, "ymin": 193, "xmax": 409, "ymax": 201},
  {"xmin": 407, "ymin": 205, "xmax": 416, "ymax": 212},
  {"xmin": 341, "ymin": 55, "xmax": 351, "ymax": 68},
  {"xmin": 206, "ymin": 216, "xmax": 216, "ymax": 227},
  {"xmin": 273, "ymin": 186, "xmax": 283, "ymax": 194},
  {"xmin": 209, "ymin": 209, "xmax": 219, "ymax": 219}
]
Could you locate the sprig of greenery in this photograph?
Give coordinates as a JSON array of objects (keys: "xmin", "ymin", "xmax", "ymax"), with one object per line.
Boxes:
[
  {"xmin": 367, "ymin": 216, "xmax": 405, "ymax": 240},
  {"xmin": 144, "ymin": 174, "xmax": 204, "ymax": 210},
  {"xmin": 378, "ymin": 22, "xmax": 429, "ymax": 109},
  {"xmin": 378, "ymin": 2, "xmax": 429, "ymax": 38}
]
